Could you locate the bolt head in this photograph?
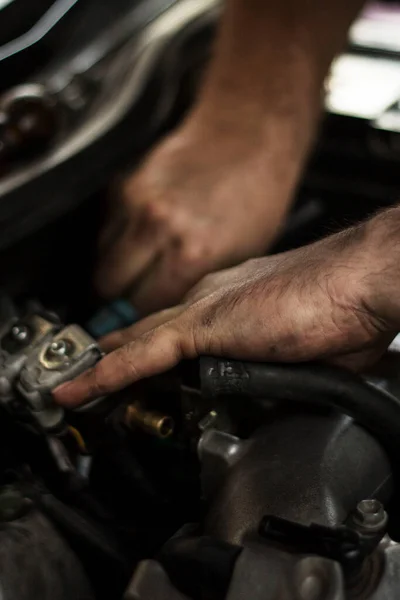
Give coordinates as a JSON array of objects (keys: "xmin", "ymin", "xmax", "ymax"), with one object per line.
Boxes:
[
  {"xmin": 198, "ymin": 410, "xmax": 218, "ymax": 432},
  {"xmin": 47, "ymin": 339, "xmax": 70, "ymax": 358},
  {"xmin": 354, "ymin": 499, "xmax": 386, "ymax": 530},
  {"xmin": 11, "ymin": 323, "xmax": 29, "ymax": 343}
]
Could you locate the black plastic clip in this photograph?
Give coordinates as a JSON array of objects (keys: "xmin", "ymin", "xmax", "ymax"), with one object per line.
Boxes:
[{"xmin": 259, "ymin": 515, "xmax": 366, "ymax": 572}]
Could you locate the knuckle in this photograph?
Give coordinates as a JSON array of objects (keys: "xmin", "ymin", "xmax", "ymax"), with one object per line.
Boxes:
[
  {"xmin": 144, "ymin": 200, "xmax": 169, "ymax": 224},
  {"xmin": 200, "ymin": 272, "xmax": 218, "ymax": 288},
  {"xmin": 88, "ymin": 363, "xmax": 110, "ymax": 397},
  {"xmin": 181, "ymin": 242, "xmax": 205, "ymax": 266},
  {"xmin": 169, "ymin": 317, "xmax": 197, "ymax": 359},
  {"xmin": 118, "ymin": 344, "xmax": 141, "ymax": 379},
  {"xmin": 120, "ymin": 177, "xmax": 136, "ymax": 204},
  {"xmin": 241, "ymin": 257, "xmax": 260, "ymax": 270},
  {"xmin": 120, "ymin": 172, "xmax": 151, "ymax": 208}
]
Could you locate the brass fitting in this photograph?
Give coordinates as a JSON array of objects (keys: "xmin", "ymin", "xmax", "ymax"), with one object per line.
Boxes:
[{"xmin": 125, "ymin": 402, "xmax": 174, "ymax": 439}]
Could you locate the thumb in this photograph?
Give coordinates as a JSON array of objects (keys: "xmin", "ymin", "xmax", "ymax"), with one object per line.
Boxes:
[{"xmin": 53, "ymin": 324, "xmax": 187, "ymax": 407}]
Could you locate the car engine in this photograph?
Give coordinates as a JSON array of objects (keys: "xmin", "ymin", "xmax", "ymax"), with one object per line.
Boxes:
[{"xmin": 1, "ymin": 1, "xmax": 400, "ymax": 599}]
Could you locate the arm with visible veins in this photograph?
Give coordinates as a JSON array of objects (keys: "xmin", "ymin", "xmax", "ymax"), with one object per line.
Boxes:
[
  {"xmin": 56, "ymin": 0, "xmax": 376, "ymax": 405},
  {"xmin": 190, "ymin": 0, "xmax": 367, "ymax": 171},
  {"xmin": 53, "ymin": 205, "xmax": 400, "ymax": 407},
  {"xmin": 95, "ymin": 0, "xmax": 366, "ymax": 313}
]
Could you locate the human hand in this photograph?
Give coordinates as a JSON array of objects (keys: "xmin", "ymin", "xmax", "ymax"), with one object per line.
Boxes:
[
  {"xmin": 95, "ymin": 115, "xmax": 301, "ymax": 315},
  {"xmin": 55, "ymin": 208, "xmax": 400, "ymax": 407}
]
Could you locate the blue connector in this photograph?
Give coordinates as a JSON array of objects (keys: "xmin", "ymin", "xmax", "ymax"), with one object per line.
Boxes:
[{"xmin": 86, "ymin": 300, "xmax": 138, "ymax": 338}]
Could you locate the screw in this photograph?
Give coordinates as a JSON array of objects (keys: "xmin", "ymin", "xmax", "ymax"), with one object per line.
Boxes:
[
  {"xmin": 198, "ymin": 410, "xmax": 218, "ymax": 432},
  {"xmin": 353, "ymin": 499, "xmax": 387, "ymax": 532},
  {"xmin": 11, "ymin": 323, "xmax": 30, "ymax": 344},
  {"xmin": 47, "ymin": 339, "xmax": 70, "ymax": 359}
]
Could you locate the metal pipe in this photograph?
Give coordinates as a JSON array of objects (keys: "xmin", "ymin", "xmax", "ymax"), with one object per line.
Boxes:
[{"xmin": 125, "ymin": 402, "xmax": 174, "ymax": 439}]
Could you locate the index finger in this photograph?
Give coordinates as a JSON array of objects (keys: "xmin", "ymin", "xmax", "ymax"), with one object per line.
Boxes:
[{"xmin": 53, "ymin": 324, "xmax": 184, "ymax": 408}]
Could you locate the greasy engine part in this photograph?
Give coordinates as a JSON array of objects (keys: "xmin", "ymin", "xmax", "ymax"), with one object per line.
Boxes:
[
  {"xmin": 0, "ymin": 308, "xmax": 59, "ymax": 400},
  {"xmin": 124, "ymin": 351, "xmax": 400, "ymax": 600},
  {"xmin": 130, "ymin": 527, "xmax": 396, "ymax": 600},
  {"xmin": 0, "ymin": 492, "xmax": 93, "ymax": 600},
  {"xmin": 18, "ymin": 323, "xmax": 102, "ymax": 430},
  {"xmin": 125, "ymin": 552, "xmax": 345, "ymax": 600},
  {"xmin": 125, "ymin": 401, "xmax": 175, "ymax": 439},
  {"xmin": 0, "ymin": 300, "xmax": 398, "ymax": 600},
  {"xmin": 0, "ymin": 84, "xmax": 61, "ymax": 167},
  {"xmin": 126, "ymin": 411, "xmax": 394, "ymax": 600},
  {"xmin": 0, "ymin": 299, "xmax": 102, "ymax": 431},
  {"xmin": 129, "ymin": 496, "xmax": 400, "ymax": 600},
  {"xmin": 1, "ymin": 3, "xmax": 400, "ymax": 599},
  {"xmin": 199, "ymin": 412, "xmax": 392, "ymax": 545},
  {"xmin": 36, "ymin": 491, "xmax": 131, "ymax": 600},
  {"xmin": 155, "ymin": 507, "xmax": 390, "ymax": 600},
  {"xmin": 199, "ymin": 357, "xmax": 400, "ymax": 461}
]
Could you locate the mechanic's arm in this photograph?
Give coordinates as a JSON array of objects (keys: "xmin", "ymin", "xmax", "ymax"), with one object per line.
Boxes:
[
  {"xmin": 97, "ymin": 0, "xmax": 366, "ymax": 314},
  {"xmin": 55, "ymin": 206, "xmax": 400, "ymax": 407}
]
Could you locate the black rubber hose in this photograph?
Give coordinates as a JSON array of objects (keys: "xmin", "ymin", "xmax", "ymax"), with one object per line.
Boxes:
[
  {"xmin": 200, "ymin": 357, "xmax": 400, "ymax": 457},
  {"xmin": 159, "ymin": 536, "xmax": 241, "ymax": 600}
]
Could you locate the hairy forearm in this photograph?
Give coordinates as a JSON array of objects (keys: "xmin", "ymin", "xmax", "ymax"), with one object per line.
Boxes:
[
  {"xmin": 191, "ymin": 0, "xmax": 366, "ymax": 152},
  {"xmin": 361, "ymin": 206, "xmax": 400, "ymax": 328}
]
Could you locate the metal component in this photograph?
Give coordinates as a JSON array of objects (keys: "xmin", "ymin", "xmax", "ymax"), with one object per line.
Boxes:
[
  {"xmin": 0, "ymin": 1, "xmax": 80, "ymax": 63},
  {"xmin": 128, "ymin": 548, "xmax": 345, "ymax": 600},
  {"xmin": 294, "ymin": 556, "xmax": 344, "ymax": 600},
  {"xmin": 45, "ymin": 339, "xmax": 73, "ymax": 363},
  {"xmin": 125, "ymin": 403, "xmax": 174, "ymax": 439},
  {"xmin": 126, "ymin": 536, "xmax": 400, "ymax": 600},
  {"xmin": 38, "ymin": 325, "xmax": 97, "ymax": 371},
  {"xmin": 0, "ymin": 508, "xmax": 94, "ymax": 600},
  {"xmin": 198, "ymin": 429, "xmax": 247, "ymax": 500},
  {"xmin": 198, "ymin": 410, "xmax": 218, "ymax": 432},
  {"xmin": 0, "ymin": 312, "xmax": 58, "ymax": 401},
  {"xmin": 0, "ymin": 84, "xmax": 60, "ymax": 163},
  {"xmin": 378, "ymin": 534, "xmax": 398, "ymax": 551},
  {"xmin": 298, "ymin": 573, "xmax": 324, "ymax": 600},
  {"xmin": 46, "ymin": 436, "xmax": 74, "ymax": 474},
  {"xmin": 124, "ymin": 560, "xmax": 189, "ymax": 599},
  {"xmin": 77, "ymin": 455, "xmax": 93, "ymax": 480},
  {"xmin": 367, "ymin": 539, "xmax": 400, "ymax": 599},
  {"xmin": 17, "ymin": 324, "xmax": 102, "ymax": 431},
  {"xmin": 203, "ymin": 413, "xmax": 392, "ymax": 545},
  {"xmin": 0, "ymin": 301, "xmax": 102, "ymax": 431},
  {"xmin": 10, "ymin": 323, "xmax": 30, "ymax": 344},
  {"xmin": 353, "ymin": 499, "xmax": 387, "ymax": 532},
  {"xmin": 179, "ymin": 383, "xmax": 234, "ymax": 440}
]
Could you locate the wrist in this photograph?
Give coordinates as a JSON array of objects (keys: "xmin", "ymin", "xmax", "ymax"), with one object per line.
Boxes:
[
  {"xmin": 185, "ymin": 13, "xmax": 325, "ymax": 159},
  {"xmin": 360, "ymin": 207, "xmax": 400, "ymax": 329},
  {"xmin": 174, "ymin": 110, "xmax": 305, "ymax": 222},
  {"xmin": 187, "ymin": 71, "xmax": 320, "ymax": 155},
  {"xmin": 181, "ymin": 50, "xmax": 322, "ymax": 195},
  {"xmin": 184, "ymin": 83, "xmax": 315, "ymax": 167}
]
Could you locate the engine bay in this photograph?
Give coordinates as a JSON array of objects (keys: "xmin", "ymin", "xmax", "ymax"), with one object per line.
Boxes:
[
  {"xmin": 0, "ymin": 298, "xmax": 400, "ymax": 600},
  {"xmin": 1, "ymin": 1, "xmax": 400, "ymax": 599}
]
